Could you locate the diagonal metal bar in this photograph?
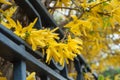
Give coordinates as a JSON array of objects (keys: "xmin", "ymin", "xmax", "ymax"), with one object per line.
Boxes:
[
  {"xmin": 0, "ymin": 24, "xmax": 43, "ymax": 59},
  {"xmin": 14, "ymin": 0, "xmax": 64, "ymax": 39},
  {"xmin": 0, "ymin": 32, "xmax": 67, "ymax": 80}
]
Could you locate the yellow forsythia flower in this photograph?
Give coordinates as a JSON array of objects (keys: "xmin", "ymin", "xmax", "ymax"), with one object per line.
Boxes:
[
  {"xmin": 1, "ymin": 17, "xmax": 17, "ymax": 29},
  {"xmin": 27, "ymin": 72, "xmax": 36, "ymax": 80},
  {"xmin": 3, "ymin": 7, "xmax": 17, "ymax": 18},
  {"xmin": 0, "ymin": 0, "xmax": 11, "ymax": 5},
  {"xmin": 1, "ymin": 11, "xmax": 83, "ymax": 66},
  {"xmin": 0, "ymin": 77, "xmax": 7, "ymax": 80},
  {"xmin": 46, "ymin": 35, "xmax": 82, "ymax": 66},
  {"xmin": 114, "ymin": 74, "xmax": 120, "ymax": 80},
  {"xmin": 84, "ymin": 72, "xmax": 94, "ymax": 80},
  {"xmin": 56, "ymin": 0, "xmax": 70, "ymax": 7}
]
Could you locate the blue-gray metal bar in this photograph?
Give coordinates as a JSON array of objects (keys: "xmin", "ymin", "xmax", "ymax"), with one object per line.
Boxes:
[
  {"xmin": 0, "ymin": 24, "xmax": 43, "ymax": 59},
  {"xmin": 40, "ymin": 75, "xmax": 51, "ymax": 80},
  {"xmin": 14, "ymin": 0, "xmax": 64, "ymax": 39},
  {"xmin": 74, "ymin": 57, "xmax": 84, "ymax": 80},
  {"xmin": 0, "ymin": 32, "xmax": 67, "ymax": 80},
  {"xmin": 30, "ymin": 0, "xmax": 64, "ymax": 38},
  {"xmin": 78, "ymin": 55, "xmax": 91, "ymax": 72},
  {"xmin": 24, "ymin": 0, "xmax": 42, "ymax": 29},
  {"xmin": 60, "ymin": 64, "xmax": 73, "ymax": 80},
  {"xmin": 13, "ymin": 60, "xmax": 26, "ymax": 80}
]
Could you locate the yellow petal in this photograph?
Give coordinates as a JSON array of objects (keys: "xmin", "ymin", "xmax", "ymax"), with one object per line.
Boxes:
[
  {"xmin": 26, "ymin": 18, "xmax": 38, "ymax": 32},
  {"xmin": 0, "ymin": 0, "xmax": 11, "ymax": 5},
  {"xmin": 30, "ymin": 38, "xmax": 37, "ymax": 51},
  {"xmin": 46, "ymin": 48, "xmax": 52, "ymax": 63},
  {"xmin": 27, "ymin": 72, "xmax": 36, "ymax": 80},
  {"xmin": 4, "ymin": 7, "xmax": 17, "ymax": 17}
]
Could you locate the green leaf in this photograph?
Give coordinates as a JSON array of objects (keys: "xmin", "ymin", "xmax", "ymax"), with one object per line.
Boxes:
[
  {"xmin": 102, "ymin": 17, "xmax": 111, "ymax": 28},
  {"xmin": 102, "ymin": 2, "xmax": 109, "ymax": 6},
  {"xmin": 98, "ymin": 75, "xmax": 105, "ymax": 80}
]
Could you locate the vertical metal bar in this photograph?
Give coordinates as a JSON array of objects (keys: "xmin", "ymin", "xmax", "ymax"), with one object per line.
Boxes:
[
  {"xmin": 74, "ymin": 58, "xmax": 84, "ymax": 80},
  {"xmin": 40, "ymin": 75, "xmax": 50, "ymax": 80},
  {"xmin": 47, "ymin": 76, "xmax": 50, "ymax": 80},
  {"xmin": 60, "ymin": 64, "xmax": 68, "ymax": 78},
  {"xmin": 60, "ymin": 64, "xmax": 73, "ymax": 80},
  {"xmin": 13, "ymin": 60, "xmax": 26, "ymax": 80}
]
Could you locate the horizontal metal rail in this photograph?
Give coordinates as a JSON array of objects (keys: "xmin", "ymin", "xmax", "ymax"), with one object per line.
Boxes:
[{"xmin": 0, "ymin": 30, "xmax": 67, "ymax": 80}]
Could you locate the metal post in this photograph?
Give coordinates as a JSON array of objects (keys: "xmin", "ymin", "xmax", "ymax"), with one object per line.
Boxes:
[
  {"xmin": 13, "ymin": 60, "xmax": 26, "ymax": 80},
  {"xmin": 74, "ymin": 57, "xmax": 84, "ymax": 80},
  {"xmin": 60, "ymin": 64, "xmax": 73, "ymax": 80},
  {"xmin": 40, "ymin": 75, "xmax": 51, "ymax": 80}
]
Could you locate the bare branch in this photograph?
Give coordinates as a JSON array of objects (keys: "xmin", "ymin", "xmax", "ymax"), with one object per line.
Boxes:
[{"xmin": 47, "ymin": 6, "xmax": 79, "ymax": 11}]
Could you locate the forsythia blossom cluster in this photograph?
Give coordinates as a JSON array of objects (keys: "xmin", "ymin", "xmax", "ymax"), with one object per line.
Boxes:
[{"xmin": 0, "ymin": 0, "xmax": 82, "ymax": 66}]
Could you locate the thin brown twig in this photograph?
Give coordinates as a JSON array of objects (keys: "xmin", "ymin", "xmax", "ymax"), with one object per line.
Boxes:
[
  {"xmin": 67, "ymin": 3, "xmax": 73, "ymax": 17},
  {"xmin": 47, "ymin": 6, "xmax": 79, "ymax": 11},
  {"xmin": 90, "ymin": 0, "xmax": 110, "ymax": 10},
  {"xmin": 70, "ymin": 0, "xmax": 84, "ymax": 18},
  {"xmin": 97, "ymin": 12, "xmax": 111, "ymax": 16},
  {"xmin": 70, "ymin": 0, "xmax": 82, "ymax": 10},
  {"xmin": 61, "ymin": 30, "xmax": 69, "ymax": 42},
  {"xmin": 49, "ymin": 1, "xmax": 58, "ymax": 15}
]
